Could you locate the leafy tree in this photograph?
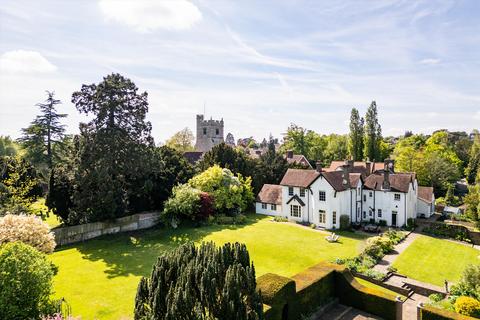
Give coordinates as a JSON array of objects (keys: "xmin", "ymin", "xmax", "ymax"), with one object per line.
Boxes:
[
  {"xmin": 466, "ymin": 131, "xmax": 480, "ymax": 184},
  {"xmin": 464, "ymin": 184, "xmax": 480, "ymax": 222},
  {"xmin": 134, "ymin": 242, "xmax": 263, "ymax": 320},
  {"xmin": 225, "ymin": 132, "xmax": 236, "ymax": 146},
  {"xmin": 363, "ymin": 101, "xmax": 382, "ymax": 161},
  {"xmin": 445, "ymin": 184, "xmax": 455, "ymax": 206},
  {"xmin": 189, "ymin": 165, "xmax": 254, "ymax": 214},
  {"xmin": 322, "ymin": 134, "xmax": 349, "ymax": 165},
  {"xmin": 198, "ymin": 143, "xmax": 255, "ymax": 179},
  {"xmin": 0, "ymin": 242, "xmax": 58, "ymax": 319},
  {"xmin": 165, "ymin": 127, "xmax": 195, "ymax": 152},
  {"xmin": 348, "ymin": 108, "xmax": 364, "ymax": 160},
  {"xmin": 0, "ymin": 156, "xmax": 42, "ymax": 214},
  {"xmin": 252, "ymin": 139, "xmax": 289, "ymax": 193},
  {"xmin": 19, "ymin": 91, "xmax": 67, "ymax": 169},
  {"xmin": 281, "ymin": 123, "xmax": 312, "ymax": 157},
  {"xmin": 0, "ymin": 136, "xmax": 20, "ymax": 157},
  {"xmin": 71, "ymin": 73, "xmax": 153, "ymax": 222}
]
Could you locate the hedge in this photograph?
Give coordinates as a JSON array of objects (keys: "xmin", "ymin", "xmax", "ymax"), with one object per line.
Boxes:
[
  {"xmin": 257, "ymin": 273, "xmax": 296, "ymax": 320},
  {"xmin": 420, "ymin": 304, "xmax": 479, "ymax": 320}
]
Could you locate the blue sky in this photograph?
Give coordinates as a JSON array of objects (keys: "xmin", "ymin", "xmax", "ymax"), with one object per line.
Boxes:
[{"xmin": 1, "ymin": 0, "xmax": 479, "ymax": 143}]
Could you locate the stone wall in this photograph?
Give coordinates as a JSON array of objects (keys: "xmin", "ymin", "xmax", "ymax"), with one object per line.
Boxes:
[
  {"xmin": 52, "ymin": 211, "xmax": 161, "ymax": 246},
  {"xmin": 194, "ymin": 114, "xmax": 224, "ymax": 152}
]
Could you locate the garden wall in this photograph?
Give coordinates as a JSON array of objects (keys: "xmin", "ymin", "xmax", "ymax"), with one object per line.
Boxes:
[
  {"xmin": 418, "ymin": 304, "xmax": 477, "ymax": 320},
  {"xmin": 257, "ymin": 261, "xmax": 402, "ymax": 320},
  {"xmin": 52, "ymin": 211, "xmax": 161, "ymax": 246}
]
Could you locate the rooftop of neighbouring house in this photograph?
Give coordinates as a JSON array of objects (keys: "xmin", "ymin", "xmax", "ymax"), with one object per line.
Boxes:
[
  {"xmin": 418, "ymin": 186, "xmax": 434, "ymax": 203},
  {"xmin": 324, "ymin": 160, "xmax": 385, "ymax": 176},
  {"xmin": 256, "ymin": 184, "xmax": 282, "ymax": 205}
]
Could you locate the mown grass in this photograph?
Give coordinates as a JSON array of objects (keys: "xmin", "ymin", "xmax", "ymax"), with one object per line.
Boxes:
[
  {"xmin": 49, "ymin": 215, "xmax": 368, "ymax": 319},
  {"xmin": 393, "ymin": 235, "xmax": 480, "ymax": 286}
]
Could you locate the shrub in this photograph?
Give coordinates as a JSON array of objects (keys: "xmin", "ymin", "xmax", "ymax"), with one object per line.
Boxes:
[
  {"xmin": 362, "ymin": 269, "xmax": 386, "ymax": 281},
  {"xmin": 423, "ymin": 223, "xmax": 470, "ymax": 242},
  {"xmin": 273, "ymin": 216, "xmax": 288, "ymax": 222},
  {"xmin": 0, "ymin": 214, "xmax": 56, "ymax": 253},
  {"xmin": 378, "ymin": 219, "xmax": 387, "ymax": 227},
  {"xmin": 134, "ymin": 242, "xmax": 263, "ymax": 320},
  {"xmin": 0, "ymin": 242, "xmax": 58, "ymax": 319},
  {"xmin": 406, "ymin": 218, "xmax": 416, "ymax": 230},
  {"xmin": 429, "ymin": 293, "xmax": 444, "ymax": 303},
  {"xmin": 339, "ymin": 215, "xmax": 350, "ymax": 230},
  {"xmin": 383, "ymin": 229, "xmax": 406, "ymax": 244},
  {"xmin": 387, "ymin": 266, "xmax": 398, "ymax": 273},
  {"xmin": 454, "ymin": 296, "xmax": 480, "ymax": 317},
  {"xmin": 310, "ymin": 223, "xmax": 317, "ymax": 229},
  {"xmin": 450, "ymin": 264, "xmax": 480, "ymax": 300}
]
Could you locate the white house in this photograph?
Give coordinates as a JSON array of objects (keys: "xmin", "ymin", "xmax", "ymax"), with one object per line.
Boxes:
[
  {"xmin": 255, "ymin": 160, "xmax": 433, "ymax": 228},
  {"xmin": 417, "ymin": 186, "xmax": 435, "ymax": 218}
]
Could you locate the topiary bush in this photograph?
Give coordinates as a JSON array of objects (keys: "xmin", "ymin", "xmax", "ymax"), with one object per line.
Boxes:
[
  {"xmin": 454, "ymin": 296, "xmax": 480, "ymax": 317},
  {"xmin": 0, "ymin": 242, "xmax": 58, "ymax": 319},
  {"xmin": 0, "ymin": 214, "xmax": 56, "ymax": 253},
  {"xmin": 134, "ymin": 242, "xmax": 263, "ymax": 320},
  {"xmin": 339, "ymin": 215, "xmax": 350, "ymax": 230}
]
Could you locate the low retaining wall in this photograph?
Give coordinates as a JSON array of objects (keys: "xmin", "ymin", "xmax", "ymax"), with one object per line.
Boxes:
[
  {"xmin": 418, "ymin": 303, "xmax": 477, "ymax": 320},
  {"xmin": 52, "ymin": 212, "xmax": 161, "ymax": 246},
  {"xmin": 353, "ymin": 272, "xmax": 411, "ymax": 297}
]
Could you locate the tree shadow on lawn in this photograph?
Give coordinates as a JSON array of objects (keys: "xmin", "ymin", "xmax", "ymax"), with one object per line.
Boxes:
[{"xmin": 55, "ymin": 214, "xmax": 264, "ymax": 279}]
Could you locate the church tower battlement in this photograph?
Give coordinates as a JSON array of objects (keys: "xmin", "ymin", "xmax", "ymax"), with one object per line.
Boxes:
[{"xmin": 194, "ymin": 114, "xmax": 224, "ymax": 152}]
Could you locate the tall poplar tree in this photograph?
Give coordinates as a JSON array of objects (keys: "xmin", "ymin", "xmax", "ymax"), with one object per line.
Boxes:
[
  {"xmin": 466, "ymin": 130, "xmax": 480, "ymax": 184},
  {"xmin": 363, "ymin": 101, "xmax": 382, "ymax": 161},
  {"xmin": 20, "ymin": 91, "xmax": 67, "ymax": 169},
  {"xmin": 348, "ymin": 108, "xmax": 364, "ymax": 161}
]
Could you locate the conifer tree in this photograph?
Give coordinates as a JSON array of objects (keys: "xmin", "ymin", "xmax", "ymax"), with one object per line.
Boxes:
[
  {"xmin": 348, "ymin": 108, "xmax": 364, "ymax": 161},
  {"xmin": 363, "ymin": 101, "xmax": 382, "ymax": 161},
  {"xmin": 134, "ymin": 242, "xmax": 263, "ymax": 320}
]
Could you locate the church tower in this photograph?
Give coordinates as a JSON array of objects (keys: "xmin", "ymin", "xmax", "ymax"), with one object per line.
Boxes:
[{"xmin": 194, "ymin": 114, "xmax": 224, "ymax": 152}]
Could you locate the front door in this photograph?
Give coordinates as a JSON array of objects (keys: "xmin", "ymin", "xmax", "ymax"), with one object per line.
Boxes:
[{"xmin": 392, "ymin": 213, "xmax": 397, "ymax": 227}]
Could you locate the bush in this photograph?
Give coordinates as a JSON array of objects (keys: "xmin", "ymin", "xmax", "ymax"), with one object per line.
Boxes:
[
  {"xmin": 450, "ymin": 264, "xmax": 480, "ymax": 300},
  {"xmin": 339, "ymin": 215, "xmax": 350, "ymax": 230},
  {"xmin": 310, "ymin": 223, "xmax": 317, "ymax": 229},
  {"xmin": 387, "ymin": 266, "xmax": 397, "ymax": 273},
  {"xmin": 383, "ymin": 229, "xmax": 406, "ymax": 244},
  {"xmin": 429, "ymin": 293, "xmax": 444, "ymax": 303},
  {"xmin": 378, "ymin": 219, "xmax": 387, "ymax": 227},
  {"xmin": 405, "ymin": 218, "xmax": 416, "ymax": 230},
  {"xmin": 454, "ymin": 296, "xmax": 480, "ymax": 317},
  {"xmin": 0, "ymin": 242, "xmax": 58, "ymax": 319},
  {"xmin": 423, "ymin": 223, "xmax": 470, "ymax": 242},
  {"xmin": 134, "ymin": 242, "xmax": 263, "ymax": 320},
  {"xmin": 215, "ymin": 214, "xmax": 247, "ymax": 225},
  {"xmin": 273, "ymin": 216, "xmax": 288, "ymax": 222},
  {"xmin": 0, "ymin": 214, "xmax": 56, "ymax": 253}
]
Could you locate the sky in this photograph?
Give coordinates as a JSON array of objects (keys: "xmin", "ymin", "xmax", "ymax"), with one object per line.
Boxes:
[{"xmin": 1, "ymin": 0, "xmax": 479, "ymax": 144}]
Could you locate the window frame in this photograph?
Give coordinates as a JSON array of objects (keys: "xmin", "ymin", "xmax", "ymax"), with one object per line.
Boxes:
[
  {"xmin": 290, "ymin": 205, "xmax": 301, "ymax": 218},
  {"xmin": 394, "ymin": 193, "xmax": 401, "ymax": 201},
  {"xmin": 319, "ymin": 191, "xmax": 326, "ymax": 201},
  {"xmin": 261, "ymin": 203, "xmax": 267, "ymax": 210},
  {"xmin": 319, "ymin": 210, "xmax": 326, "ymax": 224},
  {"xmin": 271, "ymin": 204, "xmax": 277, "ymax": 211},
  {"xmin": 378, "ymin": 209, "xmax": 382, "ymax": 217},
  {"xmin": 300, "ymin": 187, "xmax": 305, "ymax": 197},
  {"xmin": 332, "ymin": 211, "xmax": 337, "ymax": 224},
  {"xmin": 288, "ymin": 187, "xmax": 294, "ymax": 196}
]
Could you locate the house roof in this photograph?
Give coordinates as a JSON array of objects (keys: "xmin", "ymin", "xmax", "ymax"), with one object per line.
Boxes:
[
  {"xmin": 286, "ymin": 194, "xmax": 305, "ymax": 206},
  {"xmin": 349, "ymin": 173, "xmax": 362, "ymax": 187},
  {"xmin": 280, "ymin": 169, "xmax": 320, "ymax": 188},
  {"xmin": 363, "ymin": 172, "xmax": 416, "ymax": 193},
  {"xmin": 325, "ymin": 161, "xmax": 384, "ymax": 175},
  {"xmin": 183, "ymin": 151, "xmax": 204, "ymax": 164},
  {"xmin": 418, "ymin": 186, "xmax": 434, "ymax": 203},
  {"xmin": 256, "ymin": 184, "xmax": 282, "ymax": 205},
  {"xmin": 322, "ymin": 171, "xmax": 350, "ymax": 191},
  {"xmin": 285, "ymin": 154, "xmax": 312, "ymax": 168}
]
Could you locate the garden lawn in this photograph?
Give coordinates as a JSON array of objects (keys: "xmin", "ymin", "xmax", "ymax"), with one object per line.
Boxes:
[
  {"xmin": 392, "ymin": 235, "xmax": 480, "ymax": 286},
  {"xmin": 49, "ymin": 215, "xmax": 368, "ymax": 320}
]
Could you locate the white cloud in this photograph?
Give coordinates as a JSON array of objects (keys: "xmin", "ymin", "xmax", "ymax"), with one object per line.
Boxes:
[
  {"xmin": 0, "ymin": 50, "xmax": 57, "ymax": 73},
  {"xmin": 98, "ymin": 0, "xmax": 202, "ymax": 32},
  {"xmin": 474, "ymin": 111, "xmax": 480, "ymax": 120},
  {"xmin": 420, "ymin": 58, "xmax": 441, "ymax": 65}
]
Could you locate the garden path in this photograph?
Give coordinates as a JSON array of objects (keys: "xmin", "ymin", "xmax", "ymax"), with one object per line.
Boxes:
[{"xmin": 373, "ymin": 232, "xmax": 419, "ymax": 274}]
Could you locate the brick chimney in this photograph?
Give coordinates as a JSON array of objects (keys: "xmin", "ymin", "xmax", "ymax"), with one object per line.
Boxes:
[
  {"xmin": 341, "ymin": 164, "xmax": 351, "ymax": 188},
  {"xmin": 286, "ymin": 150, "xmax": 294, "ymax": 159},
  {"xmin": 316, "ymin": 161, "xmax": 322, "ymax": 172},
  {"xmin": 382, "ymin": 159, "xmax": 394, "ymax": 190},
  {"xmin": 365, "ymin": 161, "xmax": 372, "ymax": 176}
]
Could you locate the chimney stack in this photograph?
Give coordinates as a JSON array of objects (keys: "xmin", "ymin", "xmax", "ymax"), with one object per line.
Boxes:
[
  {"xmin": 286, "ymin": 150, "xmax": 294, "ymax": 159},
  {"xmin": 382, "ymin": 159, "xmax": 394, "ymax": 190},
  {"xmin": 341, "ymin": 164, "xmax": 351, "ymax": 188},
  {"xmin": 316, "ymin": 161, "xmax": 322, "ymax": 173},
  {"xmin": 365, "ymin": 161, "xmax": 372, "ymax": 176}
]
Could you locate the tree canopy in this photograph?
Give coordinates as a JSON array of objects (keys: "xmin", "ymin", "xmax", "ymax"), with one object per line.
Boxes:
[{"xmin": 165, "ymin": 127, "xmax": 195, "ymax": 152}]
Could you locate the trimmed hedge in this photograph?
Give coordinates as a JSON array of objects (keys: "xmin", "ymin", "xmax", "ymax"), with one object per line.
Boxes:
[
  {"xmin": 257, "ymin": 273, "xmax": 296, "ymax": 320},
  {"xmin": 335, "ymin": 268, "xmax": 398, "ymax": 320},
  {"xmin": 420, "ymin": 304, "xmax": 478, "ymax": 320}
]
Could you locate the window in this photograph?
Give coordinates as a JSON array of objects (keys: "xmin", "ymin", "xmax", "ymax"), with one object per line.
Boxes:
[
  {"xmin": 300, "ymin": 188, "xmax": 305, "ymax": 197},
  {"xmin": 288, "ymin": 187, "xmax": 294, "ymax": 196},
  {"xmin": 261, "ymin": 203, "xmax": 267, "ymax": 209},
  {"xmin": 290, "ymin": 205, "xmax": 301, "ymax": 218},
  {"xmin": 332, "ymin": 211, "xmax": 337, "ymax": 224},
  {"xmin": 215, "ymin": 128, "xmax": 219, "ymax": 135},
  {"xmin": 203, "ymin": 128, "xmax": 207, "ymax": 135},
  {"xmin": 271, "ymin": 204, "xmax": 277, "ymax": 211},
  {"xmin": 378, "ymin": 209, "xmax": 382, "ymax": 218},
  {"xmin": 363, "ymin": 195, "xmax": 366, "ymax": 202},
  {"xmin": 369, "ymin": 209, "xmax": 373, "ymax": 217},
  {"xmin": 369, "ymin": 192, "xmax": 373, "ymax": 198},
  {"xmin": 363, "ymin": 211, "xmax": 366, "ymax": 218},
  {"xmin": 319, "ymin": 210, "xmax": 326, "ymax": 223},
  {"xmin": 319, "ymin": 191, "xmax": 326, "ymax": 201},
  {"xmin": 394, "ymin": 193, "xmax": 401, "ymax": 201}
]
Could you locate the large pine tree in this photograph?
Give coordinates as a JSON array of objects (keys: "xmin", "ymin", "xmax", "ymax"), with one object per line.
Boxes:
[
  {"xmin": 20, "ymin": 91, "xmax": 67, "ymax": 169},
  {"xmin": 134, "ymin": 242, "xmax": 263, "ymax": 320},
  {"xmin": 348, "ymin": 108, "xmax": 364, "ymax": 161},
  {"xmin": 363, "ymin": 101, "xmax": 382, "ymax": 161}
]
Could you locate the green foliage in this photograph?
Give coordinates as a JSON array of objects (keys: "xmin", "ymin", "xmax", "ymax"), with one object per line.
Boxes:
[
  {"xmin": 429, "ymin": 293, "xmax": 444, "ymax": 303},
  {"xmin": 162, "ymin": 184, "xmax": 201, "ymax": 226},
  {"xmin": 454, "ymin": 296, "xmax": 480, "ymax": 317},
  {"xmin": 348, "ymin": 108, "xmax": 364, "ymax": 161},
  {"xmin": 189, "ymin": 165, "xmax": 254, "ymax": 214},
  {"xmin": 0, "ymin": 242, "xmax": 58, "ymax": 319},
  {"xmin": 252, "ymin": 139, "xmax": 289, "ymax": 193},
  {"xmin": 363, "ymin": 101, "xmax": 382, "ymax": 161},
  {"xmin": 19, "ymin": 91, "xmax": 67, "ymax": 169},
  {"xmin": 134, "ymin": 242, "xmax": 263, "ymax": 320},
  {"xmin": 464, "ymin": 184, "xmax": 480, "ymax": 223},
  {"xmin": 0, "ymin": 136, "xmax": 20, "ymax": 157},
  {"xmin": 273, "ymin": 216, "xmax": 288, "ymax": 222},
  {"xmin": 198, "ymin": 142, "xmax": 255, "ymax": 179},
  {"xmin": 339, "ymin": 214, "xmax": 350, "ymax": 230},
  {"xmin": 450, "ymin": 265, "xmax": 480, "ymax": 301},
  {"xmin": 165, "ymin": 127, "xmax": 195, "ymax": 152},
  {"xmin": 422, "ymin": 224, "xmax": 470, "ymax": 242},
  {"xmin": 0, "ymin": 156, "xmax": 43, "ymax": 214},
  {"xmin": 465, "ymin": 131, "xmax": 480, "ymax": 184}
]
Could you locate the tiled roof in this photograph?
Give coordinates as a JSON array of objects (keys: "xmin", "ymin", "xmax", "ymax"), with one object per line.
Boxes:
[
  {"xmin": 286, "ymin": 194, "xmax": 305, "ymax": 206},
  {"xmin": 322, "ymin": 171, "xmax": 351, "ymax": 191},
  {"xmin": 325, "ymin": 161, "xmax": 384, "ymax": 175},
  {"xmin": 280, "ymin": 169, "xmax": 320, "ymax": 188},
  {"xmin": 256, "ymin": 184, "xmax": 282, "ymax": 205},
  {"xmin": 183, "ymin": 151, "xmax": 204, "ymax": 164},
  {"xmin": 285, "ymin": 155, "xmax": 312, "ymax": 168},
  {"xmin": 418, "ymin": 186, "xmax": 434, "ymax": 203},
  {"xmin": 363, "ymin": 172, "xmax": 415, "ymax": 193},
  {"xmin": 349, "ymin": 173, "xmax": 362, "ymax": 187}
]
